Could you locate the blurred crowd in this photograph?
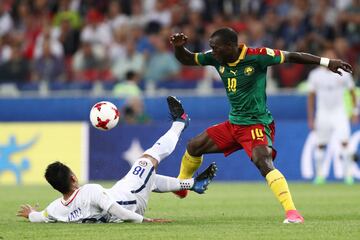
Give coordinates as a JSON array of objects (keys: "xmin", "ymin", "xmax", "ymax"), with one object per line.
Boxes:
[{"xmin": 0, "ymin": 0, "xmax": 359, "ymax": 94}]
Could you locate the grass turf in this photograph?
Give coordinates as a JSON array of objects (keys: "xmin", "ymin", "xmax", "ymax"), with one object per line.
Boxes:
[{"xmin": 1, "ymin": 182, "xmax": 360, "ymax": 240}]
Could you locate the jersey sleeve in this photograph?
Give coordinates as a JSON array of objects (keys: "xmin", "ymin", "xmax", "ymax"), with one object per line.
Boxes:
[
  {"xmin": 194, "ymin": 50, "xmax": 217, "ymax": 66},
  {"xmin": 342, "ymin": 71, "xmax": 354, "ymax": 89},
  {"xmin": 256, "ymin": 47, "xmax": 284, "ymax": 67},
  {"xmin": 28, "ymin": 210, "xmax": 50, "ymax": 223},
  {"xmin": 42, "ymin": 199, "xmax": 64, "ymax": 223}
]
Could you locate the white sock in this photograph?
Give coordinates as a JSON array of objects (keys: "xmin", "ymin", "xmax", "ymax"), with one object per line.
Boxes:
[
  {"xmin": 171, "ymin": 121, "xmax": 185, "ymax": 137},
  {"xmin": 314, "ymin": 147, "xmax": 326, "ymax": 178},
  {"xmin": 152, "ymin": 175, "xmax": 194, "ymax": 192},
  {"xmin": 143, "ymin": 122, "xmax": 185, "ymax": 163},
  {"xmin": 341, "ymin": 147, "xmax": 353, "ymax": 178}
]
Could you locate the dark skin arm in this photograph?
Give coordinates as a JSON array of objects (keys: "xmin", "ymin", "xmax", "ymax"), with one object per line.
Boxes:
[
  {"xmin": 170, "ymin": 33, "xmax": 197, "ymax": 66},
  {"xmin": 170, "ymin": 32, "xmax": 354, "ymax": 75},
  {"xmin": 283, "ymin": 52, "xmax": 353, "ymax": 75}
]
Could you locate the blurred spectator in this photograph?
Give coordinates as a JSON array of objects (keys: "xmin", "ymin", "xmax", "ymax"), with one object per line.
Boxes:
[
  {"xmin": 52, "ymin": 0, "xmax": 82, "ymax": 29},
  {"xmin": 315, "ymin": 0, "xmax": 337, "ymax": 27},
  {"xmin": 106, "ymin": 0, "xmax": 129, "ymax": 31},
  {"xmin": 52, "ymin": 17, "xmax": 80, "ymax": 56},
  {"xmin": 0, "ymin": 3, "xmax": 13, "ymax": 37},
  {"xmin": 247, "ymin": 19, "xmax": 272, "ymax": 47},
  {"xmin": 278, "ymin": 8, "xmax": 307, "ymax": 50},
  {"xmin": 72, "ymin": 41, "xmax": 109, "ymax": 81},
  {"xmin": 0, "ymin": 35, "xmax": 12, "ymax": 63},
  {"xmin": 128, "ymin": 0, "xmax": 148, "ymax": 27},
  {"xmin": 111, "ymin": 37, "xmax": 145, "ymax": 81},
  {"xmin": 11, "ymin": 0, "xmax": 29, "ymax": 32},
  {"xmin": 121, "ymin": 97, "xmax": 150, "ymax": 124},
  {"xmin": 32, "ymin": 40, "xmax": 65, "ymax": 82},
  {"xmin": 145, "ymin": 0, "xmax": 171, "ymax": 27},
  {"xmin": 0, "ymin": 43, "xmax": 30, "ymax": 83},
  {"xmin": 80, "ymin": 9, "xmax": 112, "ymax": 46},
  {"xmin": 34, "ymin": 25, "xmax": 64, "ymax": 59},
  {"xmin": 108, "ymin": 26, "xmax": 127, "ymax": 64},
  {"xmin": 307, "ymin": 10, "xmax": 335, "ymax": 53},
  {"xmin": 338, "ymin": 0, "xmax": 360, "ymax": 45},
  {"xmin": 0, "ymin": 0, "xmax": 357, "ymax": 91},
  {"xmin": 144, "ymin": 35, "xmax": 180, "ymax": 83},
  {"xmin": 113, "ymin": 71, "xmax": 142, "ymax": 98}
]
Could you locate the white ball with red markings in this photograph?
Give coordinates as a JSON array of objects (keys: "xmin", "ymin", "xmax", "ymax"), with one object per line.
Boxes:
[{"xmin": 90, "ymin": 101, "xmax": 120, "ymax": 131}]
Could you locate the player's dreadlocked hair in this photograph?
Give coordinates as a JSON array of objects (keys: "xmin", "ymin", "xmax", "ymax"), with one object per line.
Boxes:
[
  {"xmin": 210, "ymin": 27, "xmax": 238, "ymax": 46},
  {"xmin": 45, "ymin": 161, "xmax": 72, "ymax": 194}
]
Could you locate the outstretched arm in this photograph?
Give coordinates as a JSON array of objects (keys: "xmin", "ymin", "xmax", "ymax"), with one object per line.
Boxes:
[
  {"xmin": 108, "ymin": 203, "xmax": 172, "ymax": 223},
  {"xmin": 283, "ymin": 52, "xmax": 353, "ymax": 75},
  {"xmin": 17, "ymin": 204, "xmax": 47, "ymax": 222},
  {"xmin": 170, "ymin": 33, "xmax": 197, "ymax": 66}
]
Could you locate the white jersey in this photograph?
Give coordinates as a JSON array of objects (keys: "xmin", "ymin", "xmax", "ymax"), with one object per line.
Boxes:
[
  {"xmin": 38, "ymin": 158, "xmax": 156, "ymax": 223},
  {"xmin": 308, "ymin": 67, "xmax": 354, "ymax": 115},
  {"xmin": 308, "ymin": 67, "xmax": 354, "ymax": 144},
  {"xmin": 42, "ymin": 184, "xmax": 114, "ymax": 223}
]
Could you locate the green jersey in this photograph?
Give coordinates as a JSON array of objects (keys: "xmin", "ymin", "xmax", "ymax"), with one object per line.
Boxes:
[{"xmin": 195, "ymin": 44, "xmax": 284, "ymax": 125}]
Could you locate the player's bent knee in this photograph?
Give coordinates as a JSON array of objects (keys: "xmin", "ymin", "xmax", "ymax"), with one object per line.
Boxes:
[
  {"xmin": 186, "ymin": 143, "xmax": 198, "ymax": 156},
  {"xmin": 186, "ymin": 139, "xmax": 202, "ymax": 156},
  {"xmin": 253, "ymin": 158, "xmax": 274, "ymax": 177},
  {"xmin": 252, "ymin": 148, "xmax": 274, "ymax": 177}
]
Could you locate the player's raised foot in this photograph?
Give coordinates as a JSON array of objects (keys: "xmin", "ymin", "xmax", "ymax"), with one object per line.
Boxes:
[
  {"xmin": 283, "ymin": 210, "xmax": 304, "ymax": 224},
  {"xmin": 167, "ymin": 96, "xmax": 189, "ymax": 129},
  {"xmin": 191, "ymin": 162, "xmax": 217, "ymax": 194},
  {"xmin": 173, "ymin": 189, "xmax": 189, "ymax": 199}
]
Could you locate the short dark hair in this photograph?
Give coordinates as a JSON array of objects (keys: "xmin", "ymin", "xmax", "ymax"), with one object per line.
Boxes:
[
  {"xmin": 45, "ymin": 161, "xmax": 72, "ymax": 194},
  {"xmin": 210, "ymin": 27, "xmax": 238, "ymax": 46}
]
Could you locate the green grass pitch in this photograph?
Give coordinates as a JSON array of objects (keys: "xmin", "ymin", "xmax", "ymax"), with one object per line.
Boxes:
[{"xmin": 1, "ymin": 182, "xmax": 360, "ymax": 240}]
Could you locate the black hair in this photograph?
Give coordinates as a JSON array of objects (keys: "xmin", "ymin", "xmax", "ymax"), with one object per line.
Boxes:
[
  {"xmin": 45, "ymin": 161, "xmax": 72, "ymax": 194},
  {"xmin": 210, "ymin": 27, "xmax": 238, "ymax": 46},
  {"xmin": 125, "ymin": 70, "xmax": 136, "ymax": 80}
]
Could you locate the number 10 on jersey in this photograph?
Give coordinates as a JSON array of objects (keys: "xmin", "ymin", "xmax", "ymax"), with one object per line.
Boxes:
[{"xmin": 227, "ymin": 78, "xmax": 237, "ymax": 92}]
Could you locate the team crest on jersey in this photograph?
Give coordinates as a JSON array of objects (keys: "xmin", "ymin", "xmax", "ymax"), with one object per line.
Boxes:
[
  {"xmin": 244, "ymin": 66, "xmax": 255, "ymax": 76},
  {"xmin": 219, "ymin": 66, "xmax": 225, "ymax": 74},
  {"xmin": 138, "ymin": 160, "xmax": 147, "ymax": 167}
]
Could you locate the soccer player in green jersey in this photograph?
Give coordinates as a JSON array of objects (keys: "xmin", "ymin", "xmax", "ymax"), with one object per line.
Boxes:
[{"xmin": 169, "ymin": 27, "xmax": 353, "ymax": 223}]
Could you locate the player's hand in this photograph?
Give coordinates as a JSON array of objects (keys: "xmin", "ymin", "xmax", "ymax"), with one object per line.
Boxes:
[
  {"xmin": 143, "ymin": 217, "xmax": 174, "ymax": 223},
  {"xmin": 170, "ymin": 33, "xmax": 188, "ymax": 47},
  {"xmin": 17, "ymin": 204, "xmax": 37, "ymax": 219},
  {"xmin": 328, "ymin": 59, "xmax": 353, "ymax": 75}
]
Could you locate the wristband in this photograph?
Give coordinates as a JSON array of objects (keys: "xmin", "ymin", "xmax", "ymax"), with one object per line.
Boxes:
[{"xmin": 320, "ymin": 57, "xmax": 330, "ymax": 67}]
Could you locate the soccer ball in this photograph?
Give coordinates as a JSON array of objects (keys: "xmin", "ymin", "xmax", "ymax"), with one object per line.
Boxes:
[{"xmin": 90, "ymin": 101, "xmax": 120, "ymax": 131}]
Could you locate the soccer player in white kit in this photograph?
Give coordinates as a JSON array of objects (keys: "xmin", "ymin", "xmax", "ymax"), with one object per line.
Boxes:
[
  {"xmin": 17, "ymin": 96, "xmax": 217, "ymax": 223},
  {"xmin": 307, "ymin": 49, "xmax": 358, "ymax": 185}
]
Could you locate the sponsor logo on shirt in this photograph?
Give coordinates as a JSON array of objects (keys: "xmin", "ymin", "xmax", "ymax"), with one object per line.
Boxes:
[
  {"xmin": 230, "ymin": 70, "xmax": 237, "ymax": 75},
  {"xmin": 138, "ymin": 160, "xmax": 148, "ymax": 167}
]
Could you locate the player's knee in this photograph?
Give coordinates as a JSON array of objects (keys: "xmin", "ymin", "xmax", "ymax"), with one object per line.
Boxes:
[
  {"xmin": 186, "ymin": 138, "xmax": 202, "ymax": 156},
  {"xmin": 252, "ymin": 148, "xmax": 274, "ymax": 177},
  {"xmin": 254, "ymin": 158, "xmax": 274, "ymax": 177}
]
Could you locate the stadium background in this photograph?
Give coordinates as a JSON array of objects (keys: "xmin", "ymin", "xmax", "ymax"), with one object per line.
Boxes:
[{"xmin": 0, "ymin": 0, "xmax": 359, "ymax": 185}]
